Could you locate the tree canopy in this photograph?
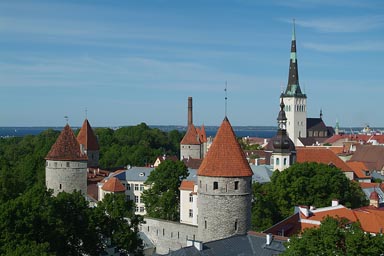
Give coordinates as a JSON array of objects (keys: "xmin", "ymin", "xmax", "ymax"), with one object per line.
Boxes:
[
  {"xmin": 252, "ymin": 162, "xmax": 367, "ymax": 231},
  {"xmin": 283, "ymin": 216, "xmax": 384, "ymax": 255},
  {"xmin": 95, "ymin": 123, "xmax": 183, "ymax": 168},
  {"xmin": 142, "ymin": 159, "xmax": 189, "ymax": 221}
]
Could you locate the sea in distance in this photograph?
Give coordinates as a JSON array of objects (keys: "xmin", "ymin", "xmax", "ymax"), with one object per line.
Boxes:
[
  {"xmin": 0, "ymin": 125, "xmax": 277, "ymax": 139},
  {"xmin": 0, "ymin": 125, "xmax": 380, "ymax": 139}
]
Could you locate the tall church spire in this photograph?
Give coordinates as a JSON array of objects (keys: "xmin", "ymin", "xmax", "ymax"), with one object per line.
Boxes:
[{"xmin": 283, "ymin": 19, "xmax": 305, "ymax": 98}]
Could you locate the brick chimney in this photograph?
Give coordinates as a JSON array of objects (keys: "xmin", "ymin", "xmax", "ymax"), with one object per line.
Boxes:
[{"xmin": 188, "ymin": 97, "xmax": 193, "ymax": 125}]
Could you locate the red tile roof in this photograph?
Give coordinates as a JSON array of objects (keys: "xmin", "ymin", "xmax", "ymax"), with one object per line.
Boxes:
[
  {"xmin": 45, "ymin": 124, "xmax": 87, "ymax": 161},
  {"xmin": 198, "ymin": 117, "xmax": 253, "ymax": 177},
  {"xmin": 180, "ymin": 124, "xmax": 201, "ymax": 145},
  {"xmin": 182, "ymin": 157, "xmax": 203, "ymax": 169},
  {"xmin": 296, "ymin": 147, "xmax": 351, "ymax": 172},
  {"xmin": 179, "ymin": 180, "xmax": 195, "ymax": 191},
  {"xmin": 77, "ymin": 119, "xmax": 100, "ymax": 150},
  {"xmin": 349, "ymin": 144, "xmax": 384, "ymax": 170},
  {"xmin": 102, "ymin": 177, "xmax": 126, "ymax": 192},
  {"xmin": 346, "ymin": 161, "xmax": 370, "ymax": 179},
  {"xmin": 200, "ymin": 124, "xmax": 207, "ymax": 143}
]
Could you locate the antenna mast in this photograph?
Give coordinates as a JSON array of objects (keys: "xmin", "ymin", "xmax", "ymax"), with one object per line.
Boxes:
[{"xmin": 224, "ymin": 81, "xmax": 228, "ymax": 117}]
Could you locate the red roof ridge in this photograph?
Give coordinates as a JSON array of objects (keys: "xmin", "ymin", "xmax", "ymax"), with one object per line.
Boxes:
[
  {"xmin": 45, "ymin": 124, "xmax": 88, "ymax": 161},
  {"xmin": 198, "ymin": 117, "xmax": 253, "ymax": 177},
  {"xmin": 77, "ymin": 119, "xmax": 100, "ymax": 150}
]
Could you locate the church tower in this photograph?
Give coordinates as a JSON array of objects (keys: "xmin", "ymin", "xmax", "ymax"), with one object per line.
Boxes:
[
  {"xmin": 77, "ymin": 119, "xmax": 100, "ymax": 167},
  {"xmin": 197, "ymin": 117, "xmax": 253, "ymax": 243},
  {"xmin": 271, "ymin": 99, "xmax": 296, "ymax": 171},
  {"xmin": 45, "ymin": 124, "xmax": 88, "ymax": 196},
  {"xmin": 280, "ymin": 20, "xmax": 307, "ymax": 146}
]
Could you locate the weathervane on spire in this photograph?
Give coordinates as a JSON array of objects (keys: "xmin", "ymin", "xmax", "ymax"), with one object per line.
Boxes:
[
  {"xmin": 225, "ymin": 81, "xmax": 228, "ymax": 117},
  {"xmin": 64, "ymin": 116, "xmax": 69, "ymax": 124},
  {"xmin": 85, "ymin": 107, "xmax": 88, "ymax": 119}
]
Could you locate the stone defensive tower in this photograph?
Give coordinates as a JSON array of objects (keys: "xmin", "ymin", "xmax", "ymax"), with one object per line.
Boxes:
[
  {"xmin": 180, "ymin": 97, "xmax": 206, "ymax": 160},
  {"xmin": 45, "ymin": 124, "xmax": 88, "ymax": 196},
  {"xmin": 77, "ymin": 118, "xmax": 100, "ymax": 167},
  {"xmin": 197, "ymin": 117, "xmax": 253, "ymax": 242},
  {"xmin": 280, "ymin": 20, "xmax": 307, "ymax": 146}
]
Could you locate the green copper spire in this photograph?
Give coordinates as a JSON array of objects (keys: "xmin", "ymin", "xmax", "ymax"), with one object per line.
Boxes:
[{"xmin": 282, "ymin": 19, "xmax": 306, "ymax": 98}]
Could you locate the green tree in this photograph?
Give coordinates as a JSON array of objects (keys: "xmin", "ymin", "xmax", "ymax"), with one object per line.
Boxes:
[
  {"xmin": 93, "ymin": 193, "xmax": 144, "ymax": 255},
  {"xmin": 251, "ymin": 162, "xmax": 367, "ymax": 231},
  {"xmin": 283, "ymin": 216, "xmax": 384, "ymax": 255},
  {"xmin": 142, "ymin": 160, "xmax": 189, "ymax": 221}
]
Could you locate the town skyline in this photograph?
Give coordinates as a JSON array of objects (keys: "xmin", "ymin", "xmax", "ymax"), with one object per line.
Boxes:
[{"xmin": 1, "ymin": 0, "xmax": 383, "ymax": 127}]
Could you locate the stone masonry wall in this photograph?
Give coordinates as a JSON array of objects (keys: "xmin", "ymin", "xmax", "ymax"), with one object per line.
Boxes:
[
  {"xmin": 180, "ymin": 144, "xmax": 201, "ymax": 160},
  {"xmin": 46, "ymin": 160, "xmax": 87, "ymax": 196},
  {"xmin": 140, "ymin": 217, "xmax": 198, "ymax": 255},
  {"xmin": 197, "ymin": 176, "xmax": 252, "ymax": 242}
]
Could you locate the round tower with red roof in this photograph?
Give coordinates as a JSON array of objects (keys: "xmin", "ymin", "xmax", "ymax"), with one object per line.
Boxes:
[
  {"xmin": 197, "ymin": 117, "xmax": 253, "ymax": 242},
  {"xmin": 77, "ymin": 118, "xmax": 100, "ymax": 167},
  {"xmin": 45, "ymin": 124, "xmax": 88, "ymax": 196}
]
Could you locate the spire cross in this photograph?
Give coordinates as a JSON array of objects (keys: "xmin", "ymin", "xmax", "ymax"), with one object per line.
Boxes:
[{"xmin": 224, "ymin": 81, "xmax": 228, "ymax": 117}]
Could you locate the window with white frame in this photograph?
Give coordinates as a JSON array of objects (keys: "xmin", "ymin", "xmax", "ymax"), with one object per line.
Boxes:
[
  {"xmin": 134, "ymin": 184, "xmax": 139, "ymax": 191},
  {"xmin": 189, "ymin": 195, "xmax": 193, "ymax": 202},
  {"xmin": 189, "ymin": 209, "xmax": 193, "ymax": 218},
  {"xmin": 140, "ymin": 184, "xmax": 144, "ymax": 191},
  {"xmin": 135, "ymin": 196, "xmax": 139, "ymax": 203}
]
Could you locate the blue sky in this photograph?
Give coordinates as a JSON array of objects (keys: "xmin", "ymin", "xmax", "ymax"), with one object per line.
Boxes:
[{"xmin": 0, "ymin": 0, "xmax": 383, "ymax": 128}]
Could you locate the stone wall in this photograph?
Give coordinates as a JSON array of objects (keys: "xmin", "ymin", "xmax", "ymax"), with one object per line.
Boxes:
[
  {"xmin": 197, "ymin": 176, "xmax": 252, "ymax": 242},
  {"xmin": 180, "ymin": 144, "xmax": 201, "ymax": 160},
  {"xmin": 45, "ymin": 160, "xmax": 87, "ymax": 196},
  {"xmin": 140, "ymin": 217, "xmax": 198, "ymax": 255}
]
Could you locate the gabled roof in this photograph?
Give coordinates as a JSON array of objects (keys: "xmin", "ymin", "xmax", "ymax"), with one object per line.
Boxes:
[
  {"xmin": 198, "ymin": 117, "xmax": 253, "ymax": 177},
  {"xmin": 180, "ymin": 124, "xmax": 201, "ymax": 145},
  {"xmin": 102, "ymin": 177, "xmax": 126, "ymax": 192},
  {"xmin": 307, "ymin": 118, "xmax": 327, "ymax": 132},
  {"xmin": 349, "ymin": 144, "xmax": 384, "ymax": 170},
  {"xmin": 267, "ymin": 202, "xmax": 384, "ymax": 236},
  {"xmin": 296, "ymin": 147, "xmax": 351, "ymax": 172},
  {"xmin": 346, "ymin": 161, "xmax": 371, "ymax": 179},
  {"xmin": 45, "ymin": 124, "xmax": 87, "ymax": 161},
  {"xmin": 179, "ymin": 180, "xmax": 196, "ymax": 191},
  {"xmin": 77, "ymin": 119, "xmax": 100, "ymax": 150}
]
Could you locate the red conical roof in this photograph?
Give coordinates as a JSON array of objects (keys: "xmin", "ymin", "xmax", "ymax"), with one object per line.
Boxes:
[
  {"xmin": 198, "ymin": 117, "xmax": 253, "ymax": 177},
  {"xmin": 77, "ymin": 119, "xmax": 99, "ymax": 150},
  {"xmin": 45, "ymin": 124, "xmax": 88, "ymax": 161},
  {"xmin": 180, "ymin": 124, "xmax": 201, "ymax": 145},
  {"xmin": 102, "ymin": 177, "xmax": 126, "ymax": 192},
  {"xmin": 200, "ymin": 124, "xmax": 207, "ymax": 143}
]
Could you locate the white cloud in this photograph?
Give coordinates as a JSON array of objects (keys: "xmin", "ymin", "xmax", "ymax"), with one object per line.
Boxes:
[
  {"xmin": 303, "ymin": 41, "xmax": 384, "ymax": 52},
  {"xmin": 296, "ymin": 16, "xmax": 384, "ymax": 33}
]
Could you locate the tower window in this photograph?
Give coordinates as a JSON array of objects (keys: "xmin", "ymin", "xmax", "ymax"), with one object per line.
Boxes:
[
  {"xmin": 284, "ymin": 158, "xmax": 287, "ymax": 165},
  {"xmin": 66, "ymin": 162, "xmax": 70, "ymax": 167},
  {"xmin": 213, "ymin": 182, "xmax": 218, "ymax": 190},
  {"xmin": 189, "ymin": 209, "xmax": 193, "ymax": 218},
  {"xmin": 59, "ymin": 184, "xmax": 62, "ymax": 189},
  {"xmin": 276, "ymin": 158, "xmax": 280, "ymax": 165},
  {"xmin": 235, "ymin": 220, "xmax": 238, "ymax": 231},
  {"xmin": 189, "ymin": 195, "xmax": 193, "ymax": 202},
  {"xmin": 234, "ymin": 181, "xmax": 239, "ymax": 190},
  {"xmin": 205, "ymin": 220, "xmax": 207, "ymax": 229}
]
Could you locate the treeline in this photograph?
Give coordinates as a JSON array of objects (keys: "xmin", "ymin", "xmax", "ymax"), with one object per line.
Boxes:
[
  {"xmin": 95, "ymin": 123, "xmax": 183, "ymax": 168},
  {"xmin": 0, "ymin": 123, "xmax": 183, "ymax": 255}
]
